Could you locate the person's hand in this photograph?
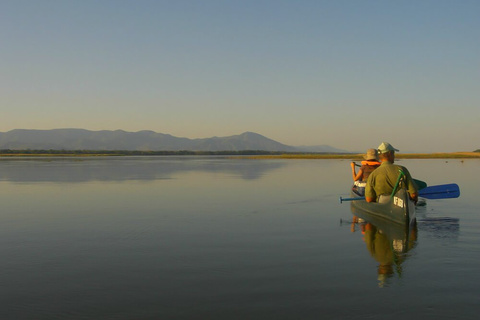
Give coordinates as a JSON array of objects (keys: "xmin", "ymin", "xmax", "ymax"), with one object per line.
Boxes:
[
  {"xmin": 350, "ymin": 162, "xmax": 356, "ymax": 169},
  {"xmin": 409, "ymin": 193, "xmax": 418, "ymax": 204}
]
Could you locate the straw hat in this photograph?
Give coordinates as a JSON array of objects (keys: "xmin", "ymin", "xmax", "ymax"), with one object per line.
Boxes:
[{"xmin": 363, "ymin": 148, "xmax": 378, "ymax": 160}]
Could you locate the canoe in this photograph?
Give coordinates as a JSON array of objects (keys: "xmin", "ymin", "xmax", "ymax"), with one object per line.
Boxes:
[{"xmin": 349, "ymin": 186, "xmax": 416, "ymax": 227}]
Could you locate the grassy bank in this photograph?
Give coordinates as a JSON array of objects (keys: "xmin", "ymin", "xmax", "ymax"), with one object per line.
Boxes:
[
  {"xmin": 241, "ymin": 152, "xmax": 480, "ymax": 159},
  {"xmin": 1, "ymin": 151, "xmax": 479, "ymax": 159}
]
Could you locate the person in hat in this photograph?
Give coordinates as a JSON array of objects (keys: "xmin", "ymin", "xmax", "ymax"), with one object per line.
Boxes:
[
  {"xmin": 350, "ymin": 148, "xmax": 381, "ymax": 197},
  {"xmin": 365, "ymin": 142, "xmax": 418, "ymax": 203},
  {"xmin": 351, "ymin": 148, "xmax": 381, "ymax": 183}
]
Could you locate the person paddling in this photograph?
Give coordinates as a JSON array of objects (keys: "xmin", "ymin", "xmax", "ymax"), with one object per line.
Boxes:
[
  {"xmin": 351, "ymin": 148, "xmax": 381, "ymax": 196},
  {"xmin": 365, "ymin": 142, "xmax": 418, "ymax": 203},
  {"xmin": 351, "ymin": 148, "xmax": 381, "ymax": 182}
]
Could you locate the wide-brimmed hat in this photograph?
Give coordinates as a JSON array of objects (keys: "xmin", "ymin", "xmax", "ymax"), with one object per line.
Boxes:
[
  {"xmin": 363, "ymin": 148, "xmax": 378, "ymax": 160},
  {"xmin": 378, "ymin": 142, "xmax": 399, "ymax": 154}
]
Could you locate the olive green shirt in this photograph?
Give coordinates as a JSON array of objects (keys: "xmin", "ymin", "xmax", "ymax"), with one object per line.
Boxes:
[{"xmin": 365, "ymin": 161, "xmax": 418, "ymax": 201}]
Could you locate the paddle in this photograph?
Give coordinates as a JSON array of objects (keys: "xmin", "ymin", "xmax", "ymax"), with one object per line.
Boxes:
[
  {"xmin": 417, "ymin": 183, "xmax": 460, "ymax": 199},
  {"xmin": 340, "ymin": 196, "xmax": 366, "ymax": 203},
  {"xmin": 339, "ymin": 183, "xmax": 460, "ymax": 203}
]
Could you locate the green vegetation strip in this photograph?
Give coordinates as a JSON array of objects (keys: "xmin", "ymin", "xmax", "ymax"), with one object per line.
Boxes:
[
  {"xmin": 1, "ymin": 150, "xmax": 479, "ymax": 159},
  {"xmin": 0, "ymin": 150, "xmax": 290, "ymax": 157},
  {"xmin": 242, "ymin": 152, "xmax": 480, "ymax": 159}
]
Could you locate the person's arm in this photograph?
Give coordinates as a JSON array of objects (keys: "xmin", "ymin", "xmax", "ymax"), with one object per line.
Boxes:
[
  {"xmin": 351, "ymin": 162, "xmax": 363, "ymax": 181},
  {"xmin": 351, "ymin": 162, "xmax": 356, "ymax": 181},
  {"xmin": 402, "ymin": 167, "xmax": 418, "ymax": 203},
  {"xmin": 365, "ymin": 175, "xmax": 376, "ymax": 202},
  {"xmin": 407, "ymin": 184, "xmax": 418, "ymax": 203}
]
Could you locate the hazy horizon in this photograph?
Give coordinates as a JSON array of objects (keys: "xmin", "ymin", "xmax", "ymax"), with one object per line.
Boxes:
[{"xmin": 2, "ymin": 1, "xmax": 479, "ymax": 153}]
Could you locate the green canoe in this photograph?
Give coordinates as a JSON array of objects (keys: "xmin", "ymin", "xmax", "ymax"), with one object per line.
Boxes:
[{"xmin": 350, "ymin": 187, "xmax": 416, "ymax": 227}]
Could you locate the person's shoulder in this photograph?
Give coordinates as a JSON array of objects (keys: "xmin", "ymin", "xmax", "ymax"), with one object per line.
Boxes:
[
  {"xmin": 395, "ymin": 164, "xmax": 412, "ymax": 175},
  {"xmin": 376, "ymin": 162, "xmax": 389, "ymax": 169}
]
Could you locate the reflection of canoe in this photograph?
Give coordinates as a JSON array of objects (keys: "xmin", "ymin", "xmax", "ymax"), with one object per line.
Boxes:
[
  {"xmin": 351, "ymin": 204, "xmax": 417, "ymax": 251},
  {"xmin": 350, "ymin": 187, "xmax": 416, "ymax": 227},
  {"xmin": 353, "ymin": 210, "xmax": 418, "ymax": 287}
]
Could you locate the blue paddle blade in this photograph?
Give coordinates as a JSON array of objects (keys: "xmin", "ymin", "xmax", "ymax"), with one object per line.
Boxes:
[{"xmin": 418, "ymin": 183, "xmax": 460, "ymax": 199}]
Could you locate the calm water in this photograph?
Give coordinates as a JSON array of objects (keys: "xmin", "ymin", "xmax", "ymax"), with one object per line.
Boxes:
[{"xmin": 0, "ymin": 156, "xmax": 479, "ymax": 319}]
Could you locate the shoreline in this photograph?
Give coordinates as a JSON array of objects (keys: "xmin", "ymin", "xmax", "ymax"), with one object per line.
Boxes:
[
  {"xmin": 241, "ymin": 152, "xmax": 480, "ymax": 159},
  {"xmin": 1, "ymin": 152, "xmax": 479, "ymax": 159}
]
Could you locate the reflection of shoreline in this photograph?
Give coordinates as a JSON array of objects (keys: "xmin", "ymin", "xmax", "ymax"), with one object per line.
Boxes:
[{"xmin": 0, "ymin": 157, "xmax": 287, "ymax": 182}]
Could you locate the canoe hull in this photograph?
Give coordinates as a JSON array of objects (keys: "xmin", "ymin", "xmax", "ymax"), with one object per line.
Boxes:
[{"xmin": 350, "ymin": 188, "xmax": 416, "ymax": 227}]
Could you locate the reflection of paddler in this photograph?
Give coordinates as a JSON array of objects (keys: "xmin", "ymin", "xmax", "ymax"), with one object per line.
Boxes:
[
  {"xmin": 355, "ymin": 216, "xmax": 418, "ymax": 287},
  {"xmin": 364, "ymin": 223, "xmax": 394, "ymax": 267},
  {"xmin": 363, "ymin": 223, "xmax": 394, "ymax": 287},
  {"xmin": 350, "ymin": 216, "xmax": 366, "ymax": 234}
]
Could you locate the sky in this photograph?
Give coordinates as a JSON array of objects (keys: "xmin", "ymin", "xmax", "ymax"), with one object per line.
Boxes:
[{"xmin": 1, "ymin": 0, "xmax": 479, "ymax": 152}]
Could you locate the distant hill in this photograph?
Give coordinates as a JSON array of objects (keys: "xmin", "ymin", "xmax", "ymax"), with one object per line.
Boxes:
[
  {"xmin": 0, "ymin": 129, "xmax": 350, "ymax": 153},
  {"xmin": 0, "ymin": 129, "xmax": 294, "ymax": 152}
]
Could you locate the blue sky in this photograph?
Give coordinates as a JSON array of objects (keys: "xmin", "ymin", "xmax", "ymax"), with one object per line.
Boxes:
[{"xmin": 1, "ymin": 0, "xmax": 479, "ymax": 152}]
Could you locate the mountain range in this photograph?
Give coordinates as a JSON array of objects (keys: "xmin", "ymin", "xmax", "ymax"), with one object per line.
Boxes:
[{"xmin": 0, "ymin": 129, "xmax": 349, "ymax": 153}]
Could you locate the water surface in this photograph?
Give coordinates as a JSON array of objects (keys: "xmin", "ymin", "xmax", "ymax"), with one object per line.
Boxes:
[{"xmin": 0, "ymin": 157, "xmax": 478, "ymax": 319}]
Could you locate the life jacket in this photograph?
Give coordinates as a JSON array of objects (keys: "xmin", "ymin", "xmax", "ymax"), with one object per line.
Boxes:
[
  {"xmin": 361, "ymin": 160, "xmax": 381, "ymax": 166},
  {"xmin": 360, "ymin": 160, "xmax": 381, "ymax": 180}
]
